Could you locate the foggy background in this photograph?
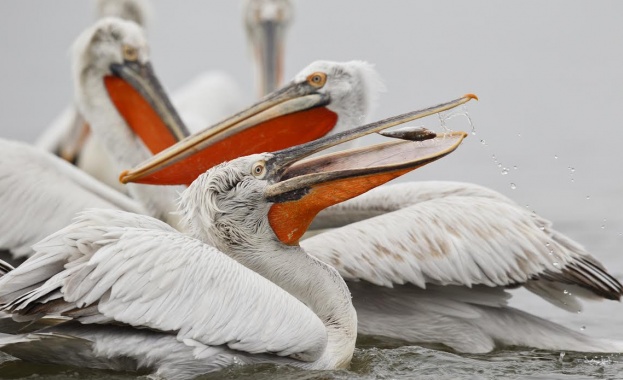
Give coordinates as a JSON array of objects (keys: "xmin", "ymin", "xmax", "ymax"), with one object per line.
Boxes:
[{"xmin": 0, "ymin": 1, "xmax": 622, "ymax": 245}]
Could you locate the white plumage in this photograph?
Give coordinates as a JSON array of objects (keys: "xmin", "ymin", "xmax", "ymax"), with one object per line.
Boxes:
[
  {"xmin": 0, "ymin": 139, "xmax": 146, "ymax": 259},
  {"xmin": 303, "ymin": 181, "xmax": 623, "ymax": 352}
]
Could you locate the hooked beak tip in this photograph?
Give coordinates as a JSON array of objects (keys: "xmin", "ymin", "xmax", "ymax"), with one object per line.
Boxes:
[
  {"xmin": 119, "ymin": 170, "xmax": 130, "ymax": 184},
  {"xmin": 464, "ymin": 93, "xmax": 479, "ymax": 101}
]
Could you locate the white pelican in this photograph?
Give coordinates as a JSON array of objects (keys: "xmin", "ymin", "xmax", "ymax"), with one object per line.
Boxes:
[
  {"xmin": 244, "ymin": 0, "xmax": 293, "ymax": 96},
  {"xmin": 0, "ymin": 111, "xmax": 468, "ymax": 378}
]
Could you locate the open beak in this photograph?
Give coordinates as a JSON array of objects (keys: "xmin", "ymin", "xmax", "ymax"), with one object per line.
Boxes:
[
  {"xmin": 120, "ymin": 93, "xmax": 477, "ymax": 186},
  {"xmin": 263, "ymin": 130, "xmax": 468, "ymax": 245},
  {"xmin": 104, "ymin": 60, "xmax": 190, "ymax": 154}
]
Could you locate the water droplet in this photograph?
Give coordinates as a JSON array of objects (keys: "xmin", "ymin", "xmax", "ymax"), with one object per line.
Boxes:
[
  {"xmin": 497, "ymin": 163, "xmax": 502, "ymax": 168},
  {"xmin": 570, "ymin": 178, "xmax": 575, "ymax": 183},
  {"xmin": 510, "ymin": 183, "xmax": 517, "ymax": 190},
  {"xmin": 601, "ymin": 219, "xmax": 606, "ymax": 230},
  {"xmin": 501, "ymin": 168, "xmax": 509, "ymax": 175},
  {"xmin": 554, "ymin": 155, "xmax": 558, "ymax": 160},
  {"xmin": 618, "ymin": 232, "xmax": 622, "ymax": 237},
  {"xmin": 568, "ymin": 167, "xmax": 575, "ymax": 174},
  {"xmin": 553, "ymin": 262, "xmax": 560, "ymax": 267},
  {"xmin": 540, "ymin": 226, "xmax": 546, "ymax": 231},
  {"xmin": 559, "ymin": 352, "xmax": 566, "ymax": 362},
  {"xmin": 586, "ymin": 195, "xmax": 591, "ymax": 200},
  {"xmin": 517, "ymin": 133, "xmax": 522, "ymax": 138},
  {"xmin": 513, "ymin": 165, "xmax": 518, "ymax": 170},
  {"xmin": 563, "ymin": 289, "xmax": 569, "ymax": 295},
  {"xmin": 545, "ymin": 242, "xmax": 550, "ymax": 247},
  {"xmin": 580, "ymin": 326, "xmax": 586, "ymax": 331},
  {"xmin": 480, "ymin": 139, "xmax": 486, "ymax": 145}
]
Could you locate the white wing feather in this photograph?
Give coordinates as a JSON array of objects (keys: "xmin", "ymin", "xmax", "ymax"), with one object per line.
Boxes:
[
  {"xmin": 0, "ymin": 209, "xmax": 328, "ymax": 360},
  {"xmin": 302, "ymin": 182, "xmax": 621, "ymax": 309},
  {"xmin": 0, "ymin": 139, "xmax": 146, "ymax": 258}
]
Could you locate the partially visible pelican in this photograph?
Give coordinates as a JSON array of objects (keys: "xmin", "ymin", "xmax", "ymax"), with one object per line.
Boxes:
[
  {"xmin": 0, "ymin": 110, "xmax": 468, "ymax": 378},
  {"xmin": 244, "ymin": 0, "xmax": 293, "ymax": 96}
]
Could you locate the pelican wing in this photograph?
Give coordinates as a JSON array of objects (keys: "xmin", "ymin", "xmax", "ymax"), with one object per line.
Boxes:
[
  {"xmin": 0, "ymin": 209, "xmax": 327, "ymax": 361},
  {"xmin": 302, "ymin": 182, "xmax": 621, "ymax": 310},
  {"xmin": 0, "ymin": 139, "xmax": 146, "ymax": 258}
]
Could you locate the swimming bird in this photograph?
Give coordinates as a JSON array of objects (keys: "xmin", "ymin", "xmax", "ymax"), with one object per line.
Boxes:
[{"xmin": 0, "ymin": 112, "xmax": 468, "ymax": 378}]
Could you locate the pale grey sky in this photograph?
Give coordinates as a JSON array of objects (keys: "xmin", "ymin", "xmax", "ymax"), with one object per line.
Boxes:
[{"xmin": 1, "ymin": 0, "xmax": 622, "ymax": 224}]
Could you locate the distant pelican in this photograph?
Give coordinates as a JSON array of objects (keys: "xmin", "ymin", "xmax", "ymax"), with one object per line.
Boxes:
[
  {"xmin": 244, "ymin": 0, "xmax": 293, "ymax": 96},
  {"xmin": 0, "ymin": 111, "xmax": 467, "ymax": 378}
]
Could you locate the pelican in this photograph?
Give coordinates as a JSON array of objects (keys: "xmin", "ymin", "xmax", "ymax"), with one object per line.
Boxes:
[
  {"xmin": 0, "ymin": 111, "xmax": 468, "ymax": 378},
  {"xmin": 244, "ymin": 0, "xmax": 293, "ymax": 96}
]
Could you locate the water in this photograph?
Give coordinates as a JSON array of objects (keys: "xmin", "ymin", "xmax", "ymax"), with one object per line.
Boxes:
[
  {"xmin": 2, "ymin": 343, "xmax": 623, "ymax": 379},
  {"xmin": 1, "ymin": 1, "xmax": 623, "ymax": 378}
]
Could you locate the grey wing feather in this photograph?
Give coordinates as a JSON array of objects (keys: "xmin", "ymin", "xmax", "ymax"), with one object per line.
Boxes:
[
  {"xmin": 303, "ymin": 182, "xmax": 622, "ymax": 311},
  {"xmin": 0, "ymin": 139, "xmax": 146, "ymax": 258},
  {"xmin": 0, "ymin": 209, "xmax": 327, "ymax": 361}
]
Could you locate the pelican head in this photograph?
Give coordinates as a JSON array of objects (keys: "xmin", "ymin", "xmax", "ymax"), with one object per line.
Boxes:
[
  {"xmin": 119, "ymin": 60, "xmax": 389, "ymax": 186},
  {"xmin": 292, "ymin": 60, "xmax": 385, "ymax": 133},
  {"xmin": 244, "ymin": 0, "xmax": 293, "ymax": 96},
  {"xmin": 96, "ymin": 0, "xmax": 152, "ymax": 27},
  {"xmin": 72, "ymin": 17, "xmax": 188, "ymax": 164}
]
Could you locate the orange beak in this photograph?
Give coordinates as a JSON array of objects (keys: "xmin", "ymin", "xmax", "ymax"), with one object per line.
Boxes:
[{"xmin": 264, "ymin": 131, "xmax": 468, "ymax": 245}]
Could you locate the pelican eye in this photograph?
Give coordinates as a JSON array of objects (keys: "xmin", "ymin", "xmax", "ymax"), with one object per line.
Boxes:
[
  {"xmin": 306, "ymin": 72, "xmax": 327, "ymax": 88},
  {"xmin": 122, "ymin": 45, "xmax": 139, "ymax": 61},
  {"xmin": 252, "ymin": 161, "xmax": 267, "ymax": 178}
]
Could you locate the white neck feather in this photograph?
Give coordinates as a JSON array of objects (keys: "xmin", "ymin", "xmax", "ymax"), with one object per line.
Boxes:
[{"xmin": 179, "ymin": 170, "xmax": 357, "ymax": 367}]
